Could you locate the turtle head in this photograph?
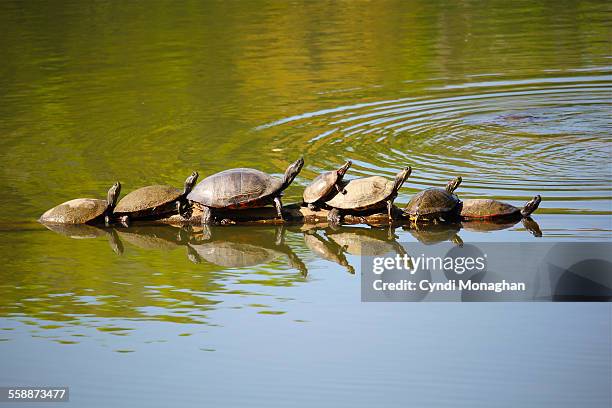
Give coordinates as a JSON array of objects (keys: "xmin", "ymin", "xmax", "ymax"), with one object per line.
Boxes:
[
  {"xmin": 337, "ymin": 160, "xmax": 352, "ymax": 178},
  {"xmin": 282, "ymin": 157, "xmax": 305, "ymax": 189},
  {"xmin": 521, "ymin": 194, "xmax": 541, "ymax": 217},
  {"xmin": 183, "ymin": 171, "xmax": 199, "ymax": 195},
  {"xmin": 392, "ymin": 166, "xmax": 412, "ymax": 193},
  {"xmin": 445, "ymin": 176, "xmax": 462, "ymax": 193},
  {"xmin": 107, "ymin": 182, "xmax": 121, "ymax": 210}
]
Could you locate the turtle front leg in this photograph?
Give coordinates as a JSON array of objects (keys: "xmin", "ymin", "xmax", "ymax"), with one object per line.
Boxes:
[
  {"xmin": 177, "ymin": 201, "xmax": 192, "ymax": 220},
  {"xmin": 387, "ymin": 200, "xmax": 394, "ymax": 222},
  {"xmin": 201, "ymin": 206, "xmax": 213, "ymax": 225},
  {"xmin": 274, "ymin": 196, "xmax": 284, "ymax": 220}
]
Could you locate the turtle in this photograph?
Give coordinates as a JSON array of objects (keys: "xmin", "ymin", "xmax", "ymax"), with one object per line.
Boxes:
[
  {"xmin": 39, "ymin": 182, "xmax": 121, "ymax": 225},
  {"xmin": 460, "ymin": 195, "xmax": 541, "ymax": 220},
  {"xmin": 325, "ymin": 167, "xmax": 412, "ymax": 225},
  {"xmin": 113, "ymin": 171, "xmax": 199, "ymax": 224},
  {"xmin": 187, "ymin": 157, "xmax": 304, "ymax": 224},
  {"xmin": 302, "ymin": 160, "xmax": 352, "ymax": 210},
  {"xmin": 403, "ymin": 176, "xmax": 462, "ymax": 223}
]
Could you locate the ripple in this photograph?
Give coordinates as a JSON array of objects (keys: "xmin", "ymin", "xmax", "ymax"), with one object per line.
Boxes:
[{"xmin": 257, "ymin": 70, "xmax": 612, "ymax": 215}]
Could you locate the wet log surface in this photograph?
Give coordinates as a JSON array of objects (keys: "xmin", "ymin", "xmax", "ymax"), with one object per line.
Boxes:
[{"xmin": 153, "ymin": 203, "xmax": 402, "ymax": 226}]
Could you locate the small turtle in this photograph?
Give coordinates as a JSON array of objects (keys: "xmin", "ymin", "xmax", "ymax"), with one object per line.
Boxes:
[
  {"xmin": 187, "ymin": 158, "xmax": 304, "ymax": 224},
  {"xmin": 303, "ymin": 160, "xmax": 352, "ymax": 210},
  {"xmin": 325, "ymin": 167, "xmax": 412, "ymax": 225},
  {"xmin": 460, "ymin": 195, "xmax": 541, "ymax": 220},
  {"xmin": 403, "ymin": 177, "xmax": 462, "ymax": 223},
  {"xmin": 113, "ymin": 172, "xmax": 199, "ymax": 223},
  {"xmin": 39, "ymin": 182, "xmax": 121, "ymax": 225}
]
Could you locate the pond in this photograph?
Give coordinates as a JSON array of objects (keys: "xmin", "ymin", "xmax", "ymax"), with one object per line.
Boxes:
[{"xmin": 0, "ymin": 1, "xmax": 610, "ymax": 407}]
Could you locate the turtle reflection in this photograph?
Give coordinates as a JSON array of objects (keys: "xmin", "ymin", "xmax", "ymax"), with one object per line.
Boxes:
[
  {"xmin": 303, "ymin": 229, "xmax": 354, "ymax": 274},
  {"xmin": 187, "ymin": 226, "xmax": 307, "ymax": 276},
  {"xmin": 405, "ymin": 222, "xmax": 463, "ymax": 245},
  {"xmin": 115, "ymin": 225, "xmax": 191, "ymax": 251},
  {"xmin": 325, "ymin": 225, "xmax": 407, "ymax": 257},
  {"xmin": 41, "ymin": 223, "xmax": 124, "ymax": 255},
  {"xmin": 462, "ymin": 217, "xmax": 542, "ymax": 237}
]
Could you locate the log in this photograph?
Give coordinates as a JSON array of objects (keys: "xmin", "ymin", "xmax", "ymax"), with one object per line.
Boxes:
[{"xmin": 152, "ymin": 203, "xmax": 403, "ymax": 226}]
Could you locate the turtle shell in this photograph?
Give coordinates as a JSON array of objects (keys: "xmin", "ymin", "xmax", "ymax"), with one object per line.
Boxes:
[
  {"xmin": 405, "ymin": 188, "xmax": 460, "ymax": 217},
  {"xmin": 460, "ymin": 199, "xmax": 520, "ymax": 219},
  {"xmin": 303, "ymin": 171, "xmax": 338, "ymax": 203},
  {"xmin": 187, "ymin": 168, "xmax": 283, "ymax": 209},
  {"xmin": 114, "ymin": 185, "xmax": 182, "ymax": 217},
  {"xmin": 325, "ymin": 176, "xmax": 394, "ymax": 210},
  {"xmin": 39, "ymin": 198, "xmax": 108, "ymax": 224}
]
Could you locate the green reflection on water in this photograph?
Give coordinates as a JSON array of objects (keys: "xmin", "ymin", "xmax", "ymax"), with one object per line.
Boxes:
[{"xmin": 0, "ymin": 0, "xmax": 610, "ymax": 348}]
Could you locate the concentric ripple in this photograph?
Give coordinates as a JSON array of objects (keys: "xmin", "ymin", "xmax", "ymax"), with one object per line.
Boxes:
[{"xmin": 257, "ymin": 69, "xmax": 612, "ymax": 215}]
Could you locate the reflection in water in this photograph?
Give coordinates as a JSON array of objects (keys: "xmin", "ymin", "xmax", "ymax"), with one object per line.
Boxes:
[
  {"xmin": 115, "ymin": 225, "xmax": 190, "ymax": 251},
  {"xmin": 0, "ymin": 0, "xmax": 610, "ymax": 405},
  {"xmin": 42, "ymin": 222, "xmax": 124, "ymax": 255},
  {"xmin": 462, "ymin": 217, "xmax": 542, "ymax": 237},
  {"xmin": 406, "ymin": 222, "xmax": 463, "ymax": 245},
  {"xmin": 326, "ymin": 225, "xmax": 407, "ymax": 256},
  {"xmin": 303, "ymin": 229, "xmax": 354, "ymax": 274},
  {"xmin": 187, "ymin": 225, "xmax": 308, "ymax": 276}
]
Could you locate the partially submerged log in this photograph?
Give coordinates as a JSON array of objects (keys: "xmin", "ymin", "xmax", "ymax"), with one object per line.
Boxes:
[
  {"xmin": 154, "ymin": 203, "xmax": 403, "ymax": 226},
  {"xmin": 103, "ymin": 203, "xmax": 537, "ymax": 236}
]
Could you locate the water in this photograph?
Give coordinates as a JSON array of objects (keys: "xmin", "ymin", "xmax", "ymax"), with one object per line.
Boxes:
[{"xmin": 0, "ymin": 1, "xmax": 610, "ymax": 406}]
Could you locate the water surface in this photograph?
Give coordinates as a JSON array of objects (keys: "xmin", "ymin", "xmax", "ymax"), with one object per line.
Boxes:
[{"xmin": 0, "ymin": 1, "xmax": 610, "ymax": 407}]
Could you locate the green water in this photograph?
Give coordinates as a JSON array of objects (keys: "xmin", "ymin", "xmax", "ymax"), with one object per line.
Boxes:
[{"xmin": 1, "ymin": 1, "xmax": 611, "ymax": 407}]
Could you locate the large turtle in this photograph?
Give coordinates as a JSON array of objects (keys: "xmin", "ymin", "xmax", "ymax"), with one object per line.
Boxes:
[
  {"xmin": 113, "ymin": 171, "xmax": 199, "ymax": 223},
  {"xmin": 39, "ymin": 182, "xmax": 121, "ymax": 225},
  {"xmin": 403, "ymin": 177, "xmax": 462, "ymax": 223},
  {"xmin": 187, "ymin": 158, "xmax": 304, "ymax": 224},
  {"xmin": 461, "ymin": 195, "xmax": 541, "ymax": 220},
  {"xmin": 303, "ymin": 160, "xmax": 352, "ymax": 210},
  {"xmin": 325, "ymin": 167, "xmax": 412, "ymax": 225}
]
